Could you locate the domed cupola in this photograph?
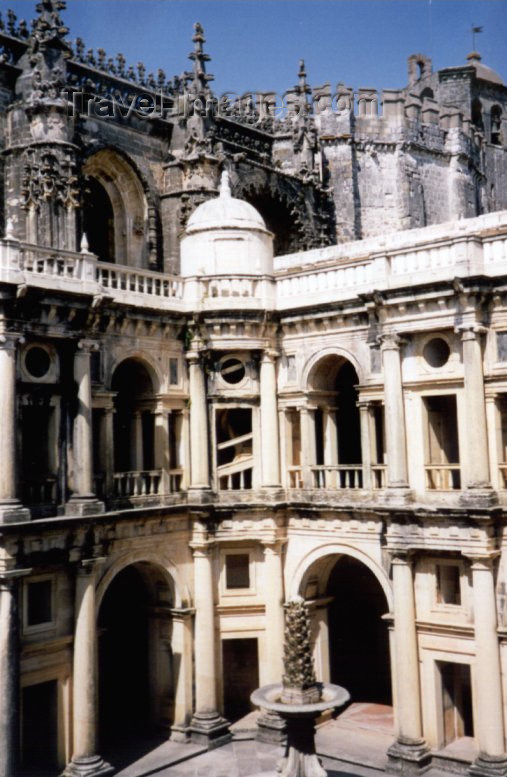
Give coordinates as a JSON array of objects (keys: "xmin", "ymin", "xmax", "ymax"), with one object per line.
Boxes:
[{"xmin": 180, "ymin": 171, "xmax": 273, "ymax": 277}]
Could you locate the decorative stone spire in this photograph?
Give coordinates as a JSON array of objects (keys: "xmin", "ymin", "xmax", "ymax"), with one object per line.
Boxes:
[
  {"xmin": 281, "ymin": 597, "xmax": 321, "ymax": 705},
  {"xmin": 185, "ymin": 22, "xmax": 214, "ymax": 94},
  {"xmin": 219, "ymin": 170, "xmax": 231, "ymax": 199},
  {"xmin": 31, "ymin": 0, "xmax": 69, "ymax": 48}
]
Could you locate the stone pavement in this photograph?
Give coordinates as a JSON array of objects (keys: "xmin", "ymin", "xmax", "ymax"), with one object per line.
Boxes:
[{"xmin": 110, "ymin": 703, "xmax": 474, "ymax": 777}]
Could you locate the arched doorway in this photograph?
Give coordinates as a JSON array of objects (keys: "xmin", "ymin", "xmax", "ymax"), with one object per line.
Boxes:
[
  {"xmin": 98, "ymin": 562, "xmax": 174, "ymax": 753},
  {"xmin": 83, "ymin": 177, "xmax": 115, "ymax": 262},
  {"xmin": 326, "ymin": 556, "xmax": 391, "ymax": 704}
]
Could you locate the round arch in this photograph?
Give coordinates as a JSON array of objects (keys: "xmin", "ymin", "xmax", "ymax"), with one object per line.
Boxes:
[
  {"xmin": 96, "ymin": 549, "xmax": 189, "ymax": 612},
  {"xmin": 108, "ymin": 352, "xmax": 163, "ymax": 395},
  {"xmin": 288, "ymin": 542, "xmax": 393, "ymax": 610},
  {"xmin": 82, "ymin": 148, "xmax": 157, "ymax": 268},
  {"xmin": 303, "ymin": 346, "xmax": 366, "ymax": 389}
]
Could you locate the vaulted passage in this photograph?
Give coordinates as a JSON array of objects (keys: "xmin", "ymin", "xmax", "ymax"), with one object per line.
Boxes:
[
  {"xmin": 327, "ymin": 556, "xmax": 391, "ymax": 705},
  {"xmin": 98, "ymin": 563, "xmax": 174, "ymax": 754}
]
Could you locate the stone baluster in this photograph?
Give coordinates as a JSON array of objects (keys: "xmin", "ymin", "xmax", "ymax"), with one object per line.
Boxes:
[
  {"xmin": 66, "ymin": 342, "xmax": 104, "ymax": 515},
  {"xmin": 467, "ymin": 553, "xmax": 507, "ymax": 777},
  {"xmin": 64, "ymin": 559, "xmax": 112, "ymax": 777},
  {"xmin": 186, "ymin": 352, "xmax": 210, "ymax": 490},
  {"xmin": 189, "ymin": 540, "xmax": 230, "ymax": 746},
  {"xmin": 387, "ymin": 551, "xmax": 430, "ymax": 773},
  {"xmin": 260, "ymin": 350, "xmax": 281, "ymax": 488}
]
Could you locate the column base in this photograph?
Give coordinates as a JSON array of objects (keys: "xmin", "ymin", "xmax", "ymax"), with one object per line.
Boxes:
[
  {"xmin": 170, "ymin": 723, "xmax": 190, "ymax": 743},
  {"xmin": 387, "ymin": 737, "xmax": 432, "ymax": 775},
  {"xmin": 380, "ymin": 487, "xmax": 413, "ymax": 505},
  {"xmin": 189, "ymin": 710, "xmax": 231, "ymax": 749},
  {"xmin": 256, "ymin": 708, "xmax": 287, "ymax": 744},
  {"xmin": 0, "ymin": 499, "xmax": 31, "ymax": 524},
  {"xmin": 62, "ymin": 754, "xmax": 114, "ymax": 777},
  {"xmin": 470, "ymin": 754, "xmax": 507, "ymax": 777},
  {"xmin": 65, "ymin": 496, "xmax": 105, "ymax": 516},
  {"xmin": 460, "ymin": 488, "xmax": 498, "ymax": 507},
  {"xmin": 187, "ymin": 487, "xmax": 214, "ymax": 505}
]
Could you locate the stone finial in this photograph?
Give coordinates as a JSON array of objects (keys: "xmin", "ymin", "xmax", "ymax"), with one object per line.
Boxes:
[
  {"xmin": 5, "ymin": 218, "xmax": 15, "ymax": 239},
  {"xmin": 32, "ymin": 0, "xmax": 69, "ymax": 44},
  {"xmin": 184, "ymin": 21, "xmax": 214, "ymax": 94},
  {"xmin": 281, "ymin": 597, "xmax": 321, "ymax": 704},
  {"xmin": 80, "ymin": 231, "xmax": 89, "ymax": 253},
  {"xmin": 219, "ymin": 170, "xmax": 231, "ymax": 198}
]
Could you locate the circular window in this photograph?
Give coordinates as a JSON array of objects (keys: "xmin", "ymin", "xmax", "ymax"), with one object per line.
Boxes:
[
  {"xmin": 423, "ymin": 337, "xmax": 451, "ymax": 368},
  {"xmin": 25, "ymin": 346, "xmax": 51, "ymax": 378},
  {"xmin": 220, "ymin": 358, "xmax": 246, "ymax": 385}
]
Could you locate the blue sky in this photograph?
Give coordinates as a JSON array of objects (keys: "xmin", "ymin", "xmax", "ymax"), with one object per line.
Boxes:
[{"xmin": 4, "ymin": 1, "xmax": 507, "ymax": 96}]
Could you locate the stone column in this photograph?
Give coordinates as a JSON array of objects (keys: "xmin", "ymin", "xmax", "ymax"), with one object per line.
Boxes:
[
  {"xmin": 189, "ymin": 542, "xmax": 230, "ymax": 747},
  {"xmin": 322, "ymin": 407, "xmax": 338, "ymax": 467},
  {"xmin": 260, "ymin": 350, "xmax": 281, "ymax": 488},
  {"xmin": 0, "ymin": 569, "xmax": 30, "ymax": 777},
  {"xmin": 387, "ymin": 551, "xmax": 430, "ymax": 773},
  {"xmin": 101, "ymin": 405, "xmax": 115, "ymax": 499},
  {"xmin": 66, "ymin": 342, "xmax": 104, "ymax": 515},
  {"xmin": 170, "ymin": 607, "xmax": 195, "ymax": 742},
  {"xmin": 358, "ymin": 400, "xmax": 373, "ymax": 491},
  {"xmin": 154, "ymin": 407, "xmax": 170, "ymax": 494},
  {"xmin": 257, "ymin": 541, "xmax": 287, "ymax": 744},
  {"xmin": 380, "ymin": 334, "xmax": 411, "ymax": 502},
  {"xmin": 186, "ymin": 352, "xmax": 210, "ymax": 491},
  {"xmin": 130, "ymin": 412, "xmax": 144, "ymax": 471},
  {"xmin": 300, "ymin": 407, "xmax": 316, "ymax": 488},
  {"xmin": 467, "ymin": 553, "xmax": 507, "ymax": 777},
  {"xmin": 64, "ymin": 560, "xmax": 112, "ymax": 777},
  {"xmin": 460, "ymin": 328, "xmax": 495, "ymax": 504},
  {"xmin": 0, "ymin": 334, "xmax": 30, "ymax": 523}
]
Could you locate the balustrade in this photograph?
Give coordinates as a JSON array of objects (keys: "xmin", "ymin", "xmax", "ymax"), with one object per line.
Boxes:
[
  {"xmin": 310, "ymin": 465, "xmax": 363, "ymax": 489},
  {"xmin": 424, "ymin": 464, "xmax": 461, "ymax": 490},
  {"xmin": 113, "ymin": 469, "xmax": 162, "ymax": 498}
]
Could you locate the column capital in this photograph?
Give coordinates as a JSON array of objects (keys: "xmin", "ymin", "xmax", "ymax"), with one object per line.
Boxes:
[
  {"xmin": 463, "ymin": 550, "xmax": 500, "ymax": 570},
  {"xmin": 261, "ymin": 539, "xmax": 286, "ymax": 556},
  {"xmin": 190, "ymin": 541, "xmax": 214, "ymax": 559},
  {"xmin": 75, "ymin": 556, "xmax": 107, "ymax": 577},
  {"xmin": 457, "ymin": 324, "xmax": 488, "ymax": 342},
  {"xmin": 170, "ymin": 607, "xmax": 195, "ymax": 621},
  {"xmin": 185, "ymin": 349, "xmax": 205, "ymax": 365},
  {"xmin": 357, "ymin": 399, "xmax": 372, "ymax": 410},
  {"xmin": 0, "ymin": 567, "xmax": 32, "ymax": 590},
  {"xmin": 77, "ymin": 339, "xmax": 99, "ymax": 354},
  {"xmin": 378, "ymin": 332, "xmax": 405, "ymax": 351},
  {"xmin": 261, "ymin": 348, "xmax": 279, "ymax": 364},
  {"xmin": 0, "ymin": 332, "xmax": 25, "ymax": 351},
  {"xmin": 388, "ymin": 548, "xmax": 415, "ymax": 565}
]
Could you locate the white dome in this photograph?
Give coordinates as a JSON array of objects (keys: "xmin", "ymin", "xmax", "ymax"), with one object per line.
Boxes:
[
  {"xmin": 180, "ymin": 170, "xmax": 274, "ymax": 279},
  {"xmin": 186, "ymin": 171, "xmax": 268, "ymax": 234}
]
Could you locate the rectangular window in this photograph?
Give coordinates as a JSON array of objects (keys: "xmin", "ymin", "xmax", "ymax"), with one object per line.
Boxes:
[
  {"xmin": 436, "ymin": 564, "xmax": 461, "ymax": 606},
  {"xmin": 497, "ymin": 332, "xmax": 507, "ymax": 362},
  {"xmin": 225, "ymin": 553, "xmax": 250, "ymax": 589},
  {"xmin": 169, "ymin": 358, "xmax": 179, "ymax": 386},
  {"xmin": 26, "ymin": 579, "xmax": 52, "ymax": 627},
  {"xmin": 424, "ymin": 395, "xmax": 460, "ymax": 490}
]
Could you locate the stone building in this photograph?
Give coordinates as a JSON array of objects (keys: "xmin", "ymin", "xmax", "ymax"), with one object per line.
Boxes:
[{"xmin": 0, "ymin": 1, "xmax": 507, "ymax": 776}]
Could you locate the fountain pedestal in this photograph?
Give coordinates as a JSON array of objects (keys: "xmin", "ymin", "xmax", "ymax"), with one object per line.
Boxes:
[{"xmin": 251, "ymin": 683, "xmax": 349, "ymax": 777}]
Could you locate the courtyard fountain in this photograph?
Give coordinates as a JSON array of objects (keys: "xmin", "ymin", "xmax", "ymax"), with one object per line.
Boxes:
[{"xmin": 251, "ymin": 597, "xmax": 350, "ymax": 777}]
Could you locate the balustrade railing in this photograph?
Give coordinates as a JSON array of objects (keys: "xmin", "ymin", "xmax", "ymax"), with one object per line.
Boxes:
[
  {"xmin": 311, "ymin": 465, "xmax": 363, "ymax": 489},
  {"xmin": 97, "ymin": 263, "xmax": 182, "ymax": 299},
  {"xmin": 425, "ymin": 464, "xmax": 461, "ymax": 490},
  {"xmin": 371, "ymin": 464, "xmax": 387, "ymax": 489},
  {"xmin": 20, "ymin": 477, "xmax": 57, "ymax": 505},
  {"xmin": 288, "ymin": 466, "xmax": 304, "ymax": 488},
  {"xmin": 113, "ymin": 470, "xmax": 162, "ymax": 497}
]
